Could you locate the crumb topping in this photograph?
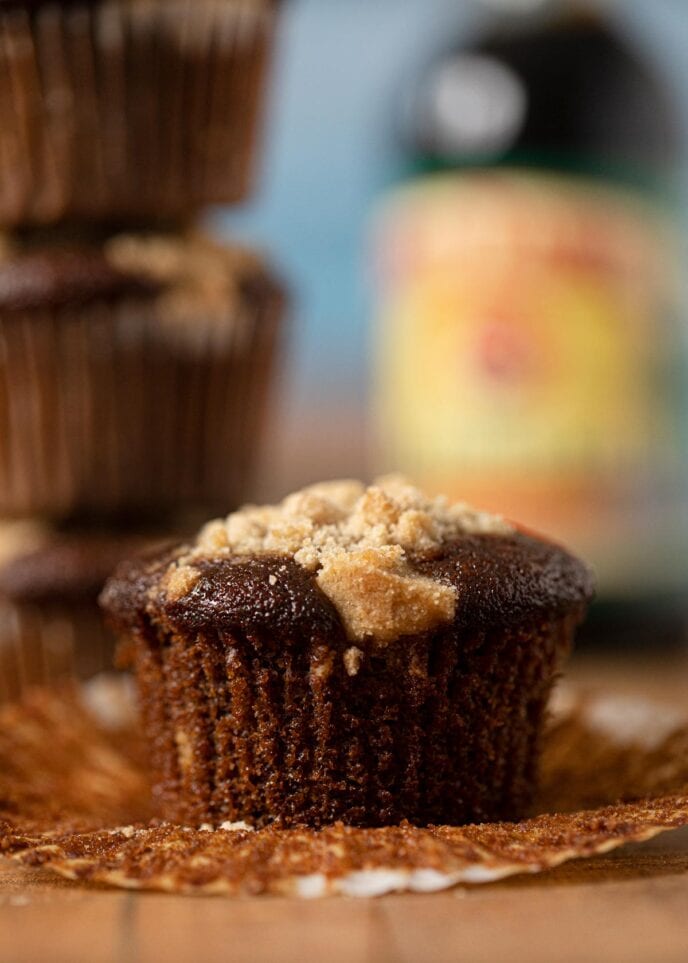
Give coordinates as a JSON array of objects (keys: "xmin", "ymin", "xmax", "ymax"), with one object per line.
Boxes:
[
  {"xmin": 164, "ymin": 564, "xmax": 201, "ymax": 602},
  {"xmin": 0, "ymin": 519, "xmax": 50, "ymax": 568},
  {"xmin": 105, "ymin": 232, "xmax": 261, "ymax": 329},
  {"xmin": 343, "ymin": 646, "xmax": 364, "ymax": 677},
  {"xmin": 176, "ymin": 477, "xmax": 513, "ymax": 644}
]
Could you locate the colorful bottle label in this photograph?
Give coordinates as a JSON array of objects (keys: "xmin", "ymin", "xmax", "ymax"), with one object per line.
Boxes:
[{"xmin": 372, "ymin": 171, "xmax": 681, "ymax": 592}]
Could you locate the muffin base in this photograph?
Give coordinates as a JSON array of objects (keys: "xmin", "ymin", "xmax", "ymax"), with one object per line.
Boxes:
[{"xmin": 128, "ymin": 611, "xmax": 578, "ymax": 828}]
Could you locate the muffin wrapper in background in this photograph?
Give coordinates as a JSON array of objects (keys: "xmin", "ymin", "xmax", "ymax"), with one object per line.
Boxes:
[
  {"xmin": 0, "ymin": 0, "xmax": 278, "ymax": 226},
  {"xmin": 0, "ymin": 526, "xmax": 178, "ymax": 704},
  {"xmin": 127, "ymin": 611, "xmax": 578, "ymax": 829},
  {"xmin": 0, "ymin": 597, "xmax": 114, "ymax": 703},
  {"xmin": 0, "ymin": 282, "xmax": 284, "ymax": 519}
]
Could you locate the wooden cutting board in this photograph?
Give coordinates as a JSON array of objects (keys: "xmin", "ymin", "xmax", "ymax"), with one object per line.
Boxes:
[{"xmin": 2, "ymin": 655, "xmax": 688, "ymax": 963}]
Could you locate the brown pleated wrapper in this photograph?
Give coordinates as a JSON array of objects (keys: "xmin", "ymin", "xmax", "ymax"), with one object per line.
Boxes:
[
  {"xmin": 0, "ymin": 0, "xmax": 279, "ymax": 226},
  {"xmin": 2, "ymin": 679, "xmax": 688, "ymax": 897},
  {"xmin": 0, "ymin": 597, "xmax": 113, "ymax": 702},
  {"xmin": 0, "ymin": 267, "xmax": 285, "ymax": 520},
  {"xmin": 0, "ymin": 526, "xmax": 178, "ymax": 704},
  {"xmin": 127, "ymin": 613, "xmax": 577, "ymax": 830}
]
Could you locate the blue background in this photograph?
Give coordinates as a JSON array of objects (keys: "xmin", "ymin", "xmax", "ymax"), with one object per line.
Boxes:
[{"xmin": 212, "ymin": 0, "xmax": 688, "ymax": 415}]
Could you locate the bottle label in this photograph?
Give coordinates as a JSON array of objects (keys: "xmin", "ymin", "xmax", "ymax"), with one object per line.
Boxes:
[{"xmin": 373, "ymin": 172, "xmax": 679, "ymax": 590}]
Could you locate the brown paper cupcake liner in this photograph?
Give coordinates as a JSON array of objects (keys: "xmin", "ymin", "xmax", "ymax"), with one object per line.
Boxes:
[
  {"xmin": 0, "ymin": 599, "xmax": 114, "ymax": 703},
  {"xmin": 0, "ymin": 283, "xmax": 283, "ymax": 519},
  {"xmin": 2, "ymin": 679, "xmax": 688, "ymax": 897},
  {"xmin": 0, "ymin": 679, "xmax": 151, "ymax": 829},
  {"xmin": 0, "ymin": 524, "xmax": 181, "ymax": 704},
  {"xmin": 0, "ymin": 0, "xmax": 278, "ymax": 226},
  {"xmin": 125, "ymin": 612, "xmax": 576, "ymax": 829}
]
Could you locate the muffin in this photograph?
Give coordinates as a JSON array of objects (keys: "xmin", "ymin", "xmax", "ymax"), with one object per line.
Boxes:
[
  {"xmin": 0, "ymin": 231, "xmax": 285, "ymax": 520},
  {"xmin": 0, "ymin": 0, "xmax": 280, "ymax": 226},
  {"xmin": 101, "ymin": 477, "xmax": 594, "ymax": 829},
  {"xmin": 0, "ymin": 520, "xmax": 164, "ymax": 703}
]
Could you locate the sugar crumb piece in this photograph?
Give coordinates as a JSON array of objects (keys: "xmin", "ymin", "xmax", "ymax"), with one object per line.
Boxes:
[
  {"xmin": 197, "ymin": 519, "xmax": 229, "ymax": 553},
  {"xmin": 310, "ymin": 651, "xmax": 334, "ymax": 682},
  {"xmin": 219, "ymin": 821, "xmax": 255, "ymax": 833},
  {"xmin": 317, "ymin": 549, "xmax": 457, "ymax": 643},
  {"xmin": 175, "ymin": 730, "xmax": 193, "ymax": 773},
  {"xmin": 343, "ymin": 646, "xmax": 364, "ymax": 677},
  {"xmin": 165, "ymin": 564, "xmax": 200, "ymax": 601},
  {"xmin": 268, "ymin": 574, "xmax": 277, "ymax": 586}
]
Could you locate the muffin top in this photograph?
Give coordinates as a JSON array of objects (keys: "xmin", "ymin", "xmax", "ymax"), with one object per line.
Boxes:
[
  {"xmin": 0, "ymin": 250, "xmax": 155, "ymax": 311},
  {"xmin": 0, "ymin": 521, "xmax": 168, "ymax": 603},
  {"xmin": 102, "ymin": 478, "xmax": 594, "ymax": 648},
  {"xmin": 0, "ymin": 232, "xmax": 284, "ymax": 327}
]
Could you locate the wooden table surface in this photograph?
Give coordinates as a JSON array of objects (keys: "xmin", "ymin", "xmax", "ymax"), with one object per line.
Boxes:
[{"xmin": 2, "ymin": 653, "xmax": 688, "ymax": 963}]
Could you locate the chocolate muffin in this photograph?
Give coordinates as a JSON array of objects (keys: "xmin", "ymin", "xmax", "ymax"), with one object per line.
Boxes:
[
  {"xmin": 0, "ymin": 232, "xmax": 285, "ymax": 520},
  {"xmin": 0, "ymin": 0, "xmax": 280, "ymax": 225},
  {"xmin": 101, "ymin": 477, "xmax": 594, "ymax": 829},
  {"xmin": 0, "ymin": 521, "xmax": 163, "ymax": 702}
]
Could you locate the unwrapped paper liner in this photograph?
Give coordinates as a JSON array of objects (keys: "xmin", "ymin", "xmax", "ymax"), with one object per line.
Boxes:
[{"xmin": 1, "ymin": 677, "xmax": 688, "ymax": 898}]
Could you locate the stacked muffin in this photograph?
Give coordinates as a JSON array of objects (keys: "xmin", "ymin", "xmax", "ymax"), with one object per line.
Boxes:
[{"xmin": 0, "ymin": 0, "xmax": 285, "ymax": 701}]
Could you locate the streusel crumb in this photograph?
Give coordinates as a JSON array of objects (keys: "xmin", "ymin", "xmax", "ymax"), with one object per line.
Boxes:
[{"xmin": 177, "ymin": 477, "xmax": 513, "ymax": 644}]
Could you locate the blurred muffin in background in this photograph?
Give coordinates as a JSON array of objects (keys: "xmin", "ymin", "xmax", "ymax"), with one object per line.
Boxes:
[
  {"xmin": 0, "ymin": 0, "xmax": 280, "ymax": 226},
  {"xmin": 0, "ymin": 520, "xmax": 169, "ymax": 703},
  {"xmin": 0, "ymin": 231, "xmax": 286, "ymax": 521}
]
